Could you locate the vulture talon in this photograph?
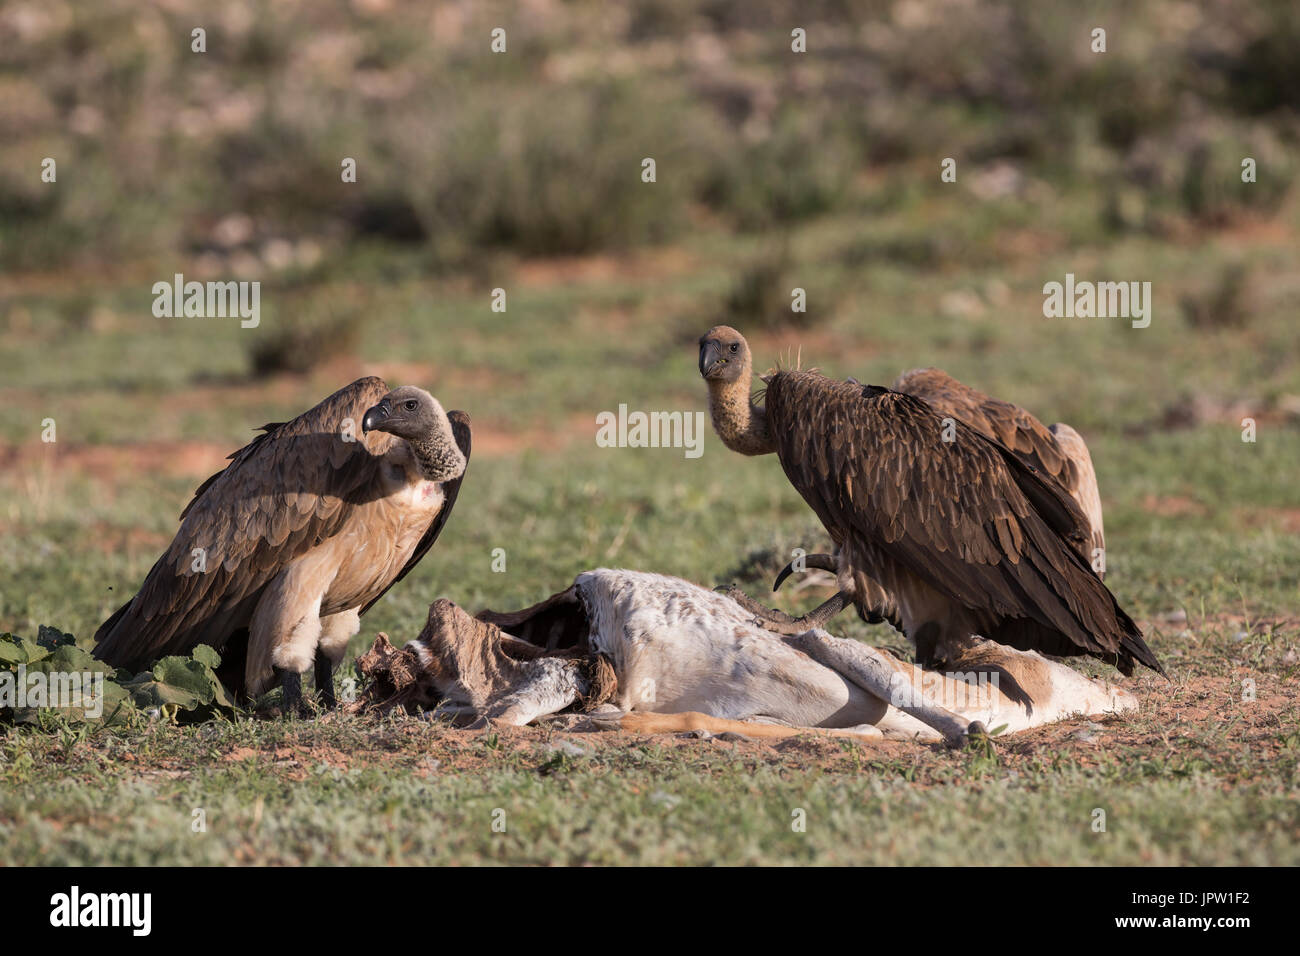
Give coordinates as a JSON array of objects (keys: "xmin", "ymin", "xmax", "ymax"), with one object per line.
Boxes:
[
  {"xmin": 772, "ymin": 565, "xmax": 794, "ymax": 593},
  {"xmin": 772, "ymin": 552, "xmax": 837, "ymax": 592},
  {"xmin": 276, "ymin": 667, "xmax": 310, "ymax": 718}
]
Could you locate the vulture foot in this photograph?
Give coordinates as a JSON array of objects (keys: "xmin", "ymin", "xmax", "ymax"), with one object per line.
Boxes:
[
  {"xmin": 274, "ymin": 667, "xmax": 313, "ymax": 718},
  {"xmin": 771, "ymin": 552, "xmax": 838, "ymax": 592},
  {"xmin": 314, "ymin": 651, "xmax": 337, "ymax": 710},
  {"xmin": 715, "ymin": 584, "xmax": 851, "ymax": 636}
]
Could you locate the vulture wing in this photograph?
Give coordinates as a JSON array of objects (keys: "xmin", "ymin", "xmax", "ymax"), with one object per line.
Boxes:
[
  {"xmin": 893, "ymin": 367, "xmax": 1106, "ymax": 568},
  {"xmin": 93, "ymin": 377, "xmax": 396, "ymax": 672},
  {"xmin": 1047, "ymin": 422, "xmax": 1106, "ymax": 572},
  {"xmin": 893, "ymin": 368, "xmax": 1073, "ymax": 484},
  {"xmin": 359, "ymin": 410, "xmax": 472, "ymax": 614},
  {"xmin": 764, "ymin": 371, "xmax": 1161, "ymax": 674}
]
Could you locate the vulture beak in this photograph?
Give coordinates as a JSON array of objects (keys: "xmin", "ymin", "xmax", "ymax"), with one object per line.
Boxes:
[
  {"xmin": 361, "ymin": 399, "xmax": 391, "ymax": 434},
  {"xmin": 699, "ymin": 341, "xmax": 725, "ymax": 379}
]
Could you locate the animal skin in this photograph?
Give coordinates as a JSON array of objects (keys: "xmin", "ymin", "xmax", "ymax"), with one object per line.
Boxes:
[{"xmin": 356, "ymin": 570, "xmax": 1138, "ymax": 745}]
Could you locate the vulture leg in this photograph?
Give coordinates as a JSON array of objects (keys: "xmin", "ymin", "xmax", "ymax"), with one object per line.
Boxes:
[
  {"xmin": 314, "ymin": 608, "xmax": 359, "ymax": 709},
  {"xmin": 313, "ymin": 650, "xmax": 336, "ymax": 709},
  {"xmin": 715, "ymin": 584, "xmax": 851, "ymax": 635},
  {"xmin": 275, "ymin": 667, "xmax": 308, "ymax": 717},
  {"xmin": 772, "ymin": 554, "xmax": 888, "ymax": 625}
]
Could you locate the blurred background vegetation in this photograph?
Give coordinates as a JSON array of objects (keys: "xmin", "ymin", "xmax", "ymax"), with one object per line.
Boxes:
[{"xmin": 3, "ymin": 0, "xmax": 1297, "ymax": 277}]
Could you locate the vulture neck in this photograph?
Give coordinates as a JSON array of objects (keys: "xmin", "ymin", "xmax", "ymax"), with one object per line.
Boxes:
[
  {"xmin": 408, "ymin": 433, "xmax": 464, "ymax": 483},
  {"xmin": 707, "ymin": 371, "xmax": 775, "ymax": 456}
]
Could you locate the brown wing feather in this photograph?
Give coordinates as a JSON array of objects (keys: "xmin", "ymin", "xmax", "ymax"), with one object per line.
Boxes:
[
  {"xmin": 765, "ymin": 371, "xmax": 1161, "ymax": 674},
  {"xmin": 178, "ymin": 423, "xmax": 283, "ymax": 522},
  {"xmin": 893, "ymin": 367, "xmax": 1107, "ymax": 574},
  {"xmin": 93, "ymin": 377, "xmax": 394, "ymax": 672},
  {"xmin": 359, "ymin": 410, "xmax": 472, "ymax": 615},
  {"xmin": 893, "ymin": 368, "xmax": 1072, "ymax": 484}
]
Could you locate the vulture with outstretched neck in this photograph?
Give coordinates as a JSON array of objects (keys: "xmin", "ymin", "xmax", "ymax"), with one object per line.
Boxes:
[
  {"xmin": 93, "ymin": 377, "xmax": 471, "ymax": 710},
  {"xmin": 697, "ymin": 325, "xmax": 1162, "ymax": 678}
]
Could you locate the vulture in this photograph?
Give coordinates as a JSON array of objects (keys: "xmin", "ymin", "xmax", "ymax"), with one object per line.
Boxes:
[
  {"xmin": 697, "ymin": 325, "xmax": 1162, "ymax": 678},
  {"xmin": 93, "ymin": 377, "xmax": 472, "ymax": 710}
]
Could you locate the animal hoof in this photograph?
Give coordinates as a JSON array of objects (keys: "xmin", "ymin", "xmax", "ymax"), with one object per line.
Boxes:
[{"xmin": 716, "ymin": 731, "xmax": 752, "ymax": 743}]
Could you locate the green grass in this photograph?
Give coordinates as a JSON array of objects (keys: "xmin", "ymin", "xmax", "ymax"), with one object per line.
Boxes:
[
  {"xmin": 3, "ymin": 203, "xmax": 1298, "ymax": 863},
  {"xmin": 2, "ymin": 0, "xmax": 1299, "ymax": 865},
  {"xmin": 2, "ymin": 705, "xmax": 1297, "ymax": 866}
]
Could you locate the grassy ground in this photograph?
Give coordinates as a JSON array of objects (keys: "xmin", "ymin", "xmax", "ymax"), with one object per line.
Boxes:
[
  {"xmin": 3, "ymin": 202, "xmax": 1298, "ymax": 864},
  {"xmin": 2, "ymin": 1, "xmax": 1299, "ymax": 864}
]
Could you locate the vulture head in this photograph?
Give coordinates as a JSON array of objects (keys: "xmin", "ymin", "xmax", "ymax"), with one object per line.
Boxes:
[
  {"xmin": 698, "ymin": 325, "xmax": 751, "ymax": 384},
  {"xmin": 698, "ymin": 325, "xmax": 774, "ymax": 456},
  {"xmin": 362, "ymin": 386, "xmax": 466, "ymax": 482}
]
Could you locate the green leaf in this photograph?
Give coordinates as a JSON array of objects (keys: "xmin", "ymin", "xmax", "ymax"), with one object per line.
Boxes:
[
  {"xmin": 0, "ymin": 634, "xmax": 50, "ymax": 667},
  {"xmin": 35, "ymin": 626, "xmax": 76, "ymax": 651},
  {"xmin": 3, "ymin": 631, "xmax": 232, "ymax": 726},
  {"xmin": 40, "ymin": 644, "xmax": 114, "ymax": 675},
  {"xmin": 121, "ymin": 653, "xmax": 233, "ymax": 712},
  {"xmin": 12, "ymin": 681, "xmax": 132, "ymax": 726},
  {"xmin": 191, "ymin": 644, "xmax": 222, "ymax": 669}
]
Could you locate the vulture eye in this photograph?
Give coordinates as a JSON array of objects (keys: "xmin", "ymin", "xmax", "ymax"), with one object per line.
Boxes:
[
  {"xmin": 404, "ymin": 400, "xmax": 418, "ymax": 410},
  {"xmin": 729, "ymin": 343, "xmax": 739, "ymax": 353}
]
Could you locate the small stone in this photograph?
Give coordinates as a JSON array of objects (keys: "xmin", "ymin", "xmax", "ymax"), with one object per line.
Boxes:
[
  {"xmin": 939, "ymin": 289, "xmax": 985, "ymax": 319},
  {"xmin": 545, "ymin": 739, "xmax": 588, "ymax": 758},
  {"xmin": 650, "ymin": 790, "xmax": 681, "ymax": 809},
  {"xmin": 261, "ymin": 238, "xmax": 296, "ymax": 271},
  {"xmin": 212, "ymin": 214, "xmax": 255, "ymax": 249}
]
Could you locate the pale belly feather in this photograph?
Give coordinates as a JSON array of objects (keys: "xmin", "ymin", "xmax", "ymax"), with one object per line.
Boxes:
[{"xmin": 320, "ymin": 479, "xmax": 445, "ymax": 614}]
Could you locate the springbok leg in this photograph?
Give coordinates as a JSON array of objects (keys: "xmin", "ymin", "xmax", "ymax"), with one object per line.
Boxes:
[
  {"xmin": 791, "ymin": 629, "xmax": 979, "ymax": 746},
  {"xmin": 483, "ymin": 658, "xmax": 587, "ymax": 727},
  {"xmin": 613, "ymin": 710, "xmax": 881, "ymax": 741}
]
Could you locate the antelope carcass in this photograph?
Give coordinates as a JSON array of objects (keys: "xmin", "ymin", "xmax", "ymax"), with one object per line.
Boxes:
[{"xmin": 354, "ymin": 569, "xmax": 1138, "ymax": 746}]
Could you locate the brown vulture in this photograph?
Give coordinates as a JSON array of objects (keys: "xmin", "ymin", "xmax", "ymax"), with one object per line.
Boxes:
[
  {"xmin": 698, "ymin": 326, "xmax": 1162, "ymax": 678},
  {"xmin": 92, "ymin": 377, "xmax": 472, "ymax": 710}
]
